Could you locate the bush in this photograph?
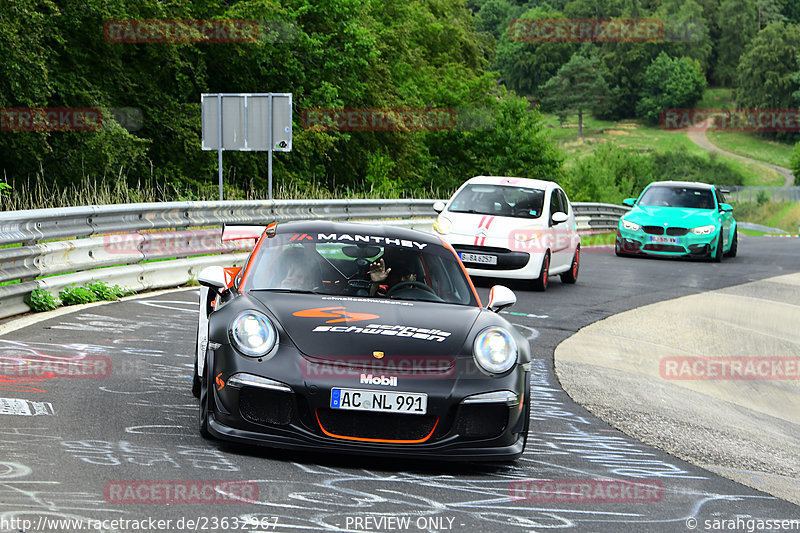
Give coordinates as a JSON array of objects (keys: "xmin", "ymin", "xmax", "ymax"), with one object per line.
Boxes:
[
  {"xmin": 84, "ymin": 280, "xmax": 131, "ymax": 301},
  {"xmin": 650, "ymin": 148, "xmax": 745, "ymax": 186},
  {"xmin": 636, "ymin": 52, "xmax": 707, "ymax": 124},
  {"xmin": 562, "ymin": 144, "xmax": 654, "ymax": 204},
  {"xmin": 790, "ymin": 141, "xmax": 800, "ymax": 177},
  {"xmin": 26, "ymin": 288, "xmax": 59, "ymax": 312},
  {"xmin": 58, "ymin": 285, "xmax": 99, "ymax": 306}
]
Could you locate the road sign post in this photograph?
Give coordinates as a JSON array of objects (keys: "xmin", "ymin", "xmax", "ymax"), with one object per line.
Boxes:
[{"xmin": 201, "ymin": 93, "xmax": 292, "ymax": 200}]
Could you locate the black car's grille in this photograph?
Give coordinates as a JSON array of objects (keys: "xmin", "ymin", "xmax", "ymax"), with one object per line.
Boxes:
[
  {"xmin": 455, "ymin": 404, "xmax": 508, "ymax": 439},
  {"xmin": 643, "ymin": 244, "xmax": 685, "ymax": 253},
  {"xmin": 666, "ymin": 227, "xmax": 689, "ymax": 236},
  {"xmin": 642, "ymin": 226, "xmax": 665, "ymax": 235},
  {"xmin": 316, "ymin": 409, "xmax": 438, "ymax": 442},
  {"xmin": 239, "ymin": 387, "xmax": 294, "ymax": 426}
]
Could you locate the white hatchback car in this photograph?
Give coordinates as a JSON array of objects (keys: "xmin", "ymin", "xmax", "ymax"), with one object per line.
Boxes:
[{"xmin": 433, "ymin": 176, "xmax": 580, "ymax": 291}]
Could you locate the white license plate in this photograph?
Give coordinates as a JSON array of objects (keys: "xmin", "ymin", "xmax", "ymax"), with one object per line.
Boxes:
[
  {"xmin": 330, "ymin": 388, "xmax": 427, "ymax": 415},
  {"xmin": 460, "ymin": 252, "xmax": 497, "ymax": 265},
  {"xmin": 649, "ymin": 236, "xmax": 678, "ymax": 244}
]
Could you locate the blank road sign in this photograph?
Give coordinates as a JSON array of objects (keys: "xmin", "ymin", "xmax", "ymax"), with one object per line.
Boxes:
[{"xmin": 201, "ymin": 93, "xmax": 292, "ymax": 151}]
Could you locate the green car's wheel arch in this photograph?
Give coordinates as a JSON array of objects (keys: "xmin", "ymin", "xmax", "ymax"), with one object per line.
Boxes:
[
  {"xmin": 725, "ymin": 228, "xmax": 738, "ymax": 258},
  {"xmin": 712, "ymin": 234, "xmax": 724, "ymax": 262}
]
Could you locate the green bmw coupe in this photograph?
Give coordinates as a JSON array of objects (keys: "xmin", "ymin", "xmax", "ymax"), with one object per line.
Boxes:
[{"xmin": 615, "ymin": 181, "xmax": 737, "ymax": 261}]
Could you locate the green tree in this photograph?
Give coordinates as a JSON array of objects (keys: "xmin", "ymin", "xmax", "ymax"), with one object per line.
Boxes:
[
  {"xmin": 657, "ymin": 0, "xmax": 713, "ymax": 73},
  {"xmin": 539, "ymin": 53, "xmax": 611, "ymax": 138},
  {"xmin": 495, "ymin": 5, "xmax": 578, "ymax": 98},
  {"xmin": 636, "ymin": 52, "xmax": 707, "ymax": 124},
  {"xmin": 790, "ymin": 141, "xmax": 800, "ymax": 177},
  {"xmin": 715, "ymin": 0, "xmax": 757, "ymax": 86},
  {"xmin": 736, "ymin": 21, "xmax": 800, "ymax": 110}
]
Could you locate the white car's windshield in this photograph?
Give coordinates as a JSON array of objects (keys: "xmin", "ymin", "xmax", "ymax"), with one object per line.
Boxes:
[
  {"xmin": 448, "ymin": 184, "xmax": 545, "ymax": 218},
  {"xmin": 638, "ymin": 186, "xmax": 716, "ymax": 209},
  {"xmin": 242, "ymin": 235, "xmax": 477, "ymax": 305}
]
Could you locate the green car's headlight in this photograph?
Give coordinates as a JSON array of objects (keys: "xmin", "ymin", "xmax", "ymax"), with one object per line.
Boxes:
[
  {"xmin": 690, "ymin": 225, "xmax": 715, "ymax": 235},
  {"xmin": 621, "ymin": 219, "xmax": 640, "ymax": 231},
  {"xmin": 230, "ymin": 311, "xmax": 278, "ymax": 357},
  {"xmin": 473, "ymin": 327, "xmax": 518, "ymax": 374}
]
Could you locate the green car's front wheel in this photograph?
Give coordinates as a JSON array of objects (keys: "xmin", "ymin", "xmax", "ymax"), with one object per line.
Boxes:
[
  {"xmin": 725, "ymin": 229, "xmax": 738, "ymax": 258},
  {"xmin": 712, "ymin": 234, "xmax": 723, "ymax": 262}
]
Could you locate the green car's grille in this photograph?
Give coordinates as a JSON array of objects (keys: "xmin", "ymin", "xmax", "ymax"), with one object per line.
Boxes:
[
  {"xmin": 642, "ymin": 226, "xmax": 664, "ymax": 235},
  {"xmin": 666, "ymin": 227, "xmax": 689, "ymax": 236}
]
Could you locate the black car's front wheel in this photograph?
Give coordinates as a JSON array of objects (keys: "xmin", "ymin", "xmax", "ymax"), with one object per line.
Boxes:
[{"xmin": 198, "ymin": 354, "xmax": 213, "ymax": 439}]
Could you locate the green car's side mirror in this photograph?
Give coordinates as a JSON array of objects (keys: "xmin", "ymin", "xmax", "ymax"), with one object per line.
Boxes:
[
  {"xmin": 719, "ymin": 203, "xmax": 733, "ymax": 212},
  {"xmin": 622, "ymin": 198, "xmax": 636, "ymax": 207}
]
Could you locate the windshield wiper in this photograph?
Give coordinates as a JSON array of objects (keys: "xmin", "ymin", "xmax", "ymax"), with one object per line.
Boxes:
[{"xmin": 253, "ymin": 288, "xmax": 322, "ymax": 295}]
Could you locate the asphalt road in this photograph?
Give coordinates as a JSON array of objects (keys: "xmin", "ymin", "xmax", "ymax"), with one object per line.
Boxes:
[{"xmin": 1, "ymin": 236, "xmax": 799, "ymax": 533}]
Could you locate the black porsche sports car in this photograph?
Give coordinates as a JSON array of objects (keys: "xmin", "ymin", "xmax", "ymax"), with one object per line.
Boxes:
[{"xmin": 193, "ymin": 220, "xmax": 531, "ymax": 461}]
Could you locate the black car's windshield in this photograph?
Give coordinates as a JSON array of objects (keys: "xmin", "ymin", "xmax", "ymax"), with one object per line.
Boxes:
[
  {"xmin": 638, "ymin": 186, "xmax": 716, "ymax": 209},
  {"xmin": 448, "ymin": 184, "xmax": 545, "ymax": 218},
  {"xmin": 241, "ymin": 233, "xmax": 477, "ymax": 306}
]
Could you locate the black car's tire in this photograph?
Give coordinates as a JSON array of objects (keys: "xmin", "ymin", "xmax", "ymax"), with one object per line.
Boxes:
[
  {"xmin": 712, "ymin": 234, "xmax": 723, "ymax": 263},
  {"xmin": 520, "ymin": 390, "xmax": 531, "ymax": 453},
  {"xmin": 192, "ymin": 356, "xmax": 201, "ymax": 399},
  {"xmin": 531, "ymin": 252, "xmax": 550, "ymax": 292},
  {"xmin": 198, "ymin": 354, "xmax": 212, "ymax": 439},
  {"xmin": 725, "ymin": 229, "xmax": 738, "ymax": 258},
  {"xmin": 560, "ymin": 247, "xmax": 580, "ymax": 284}
]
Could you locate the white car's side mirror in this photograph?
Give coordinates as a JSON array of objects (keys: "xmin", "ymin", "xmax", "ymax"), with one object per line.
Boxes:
[
  {"xmin": 551, "ymin": 211, "xmax": 569, "ymax": 224},
  {"xmin": 433, "ymin": 200, "xmax": 446, "ymax": 213},
  {"xmin": 198, "ymin": 266, "xmax": 227, "ymax": 294},
  {"xmin": 486, "ymin": 285, "xmax": 516, "ymax": 312}
]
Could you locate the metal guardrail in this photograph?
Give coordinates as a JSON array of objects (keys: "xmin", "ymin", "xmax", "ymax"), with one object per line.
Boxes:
[
  {"xmin": 720, "ymin": 186, "xmax": 800, "ymax": 203},
  {"xmin": 0, "ymin": 199, "xmax": 626, "ymax": 319}
]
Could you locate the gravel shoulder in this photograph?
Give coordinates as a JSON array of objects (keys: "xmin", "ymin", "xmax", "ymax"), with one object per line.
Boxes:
[{"xmin": 555, "ymin": 272, "xmax": 800, "ymax": 505}]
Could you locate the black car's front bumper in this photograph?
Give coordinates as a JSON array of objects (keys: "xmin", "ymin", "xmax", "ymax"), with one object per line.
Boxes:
[{"xmin": 204, "ymin": 345, "xmax": 529, "ymax": 461}]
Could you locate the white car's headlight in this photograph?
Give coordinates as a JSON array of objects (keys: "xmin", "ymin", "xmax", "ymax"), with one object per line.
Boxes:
[
  {"xmin": 473, "ymin": 327, "xmax": 518, "ymax": 374},
  {"xmin": 230, "ymin": 311, "xmax": 278, "ymax": 357},
  {"xmin": 433, "ymin": 216, "xmax": 452, "ymax": 234},
  {"xmin": 621, "ymin": 219, "xmax": 640, "ymax": 231},
  {"xmin": 690, "ymin": 225, "xmax": 715, "ymax": 235}
]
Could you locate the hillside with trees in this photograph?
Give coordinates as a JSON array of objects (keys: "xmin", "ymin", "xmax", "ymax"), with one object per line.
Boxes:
[{"xmin": 2, "ymin": 0, "xmax": 800, "ymax": 207}]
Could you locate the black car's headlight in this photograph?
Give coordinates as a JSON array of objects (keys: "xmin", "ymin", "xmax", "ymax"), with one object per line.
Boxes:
[
  {"xmin": 473, "ymin": 327, "xmax": 518, "ymax": 374},
  {"xmin": 229, "ymin": 311, "xmax": 278, "ymax": 358}
]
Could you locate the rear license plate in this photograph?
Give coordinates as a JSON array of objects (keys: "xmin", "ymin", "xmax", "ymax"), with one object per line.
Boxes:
[
  {"xmin": 330, "ymin": 388, "xmax": 428, "ymax": 415},
  {"xmin": 649, "ymin": 236, "xmax": 678, "ymax": 244},
  {"xmin": 459, "ymin": 252, "xmax": 498, "ymax": 265}
]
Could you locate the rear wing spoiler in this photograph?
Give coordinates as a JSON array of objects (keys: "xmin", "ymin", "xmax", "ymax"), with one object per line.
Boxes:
[{"xmin": 221, "ymin": 222, "xmax": 276, "ymax": 242}]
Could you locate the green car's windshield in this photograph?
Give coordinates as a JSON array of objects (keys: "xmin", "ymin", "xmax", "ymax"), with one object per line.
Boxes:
[
  {"xmin": 638, "ymin": 186, "xmax": 716, "ymax": 209},
  {"xmin": 448, "ymin": 184, "xmax": 545, "ymax": 219}
]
